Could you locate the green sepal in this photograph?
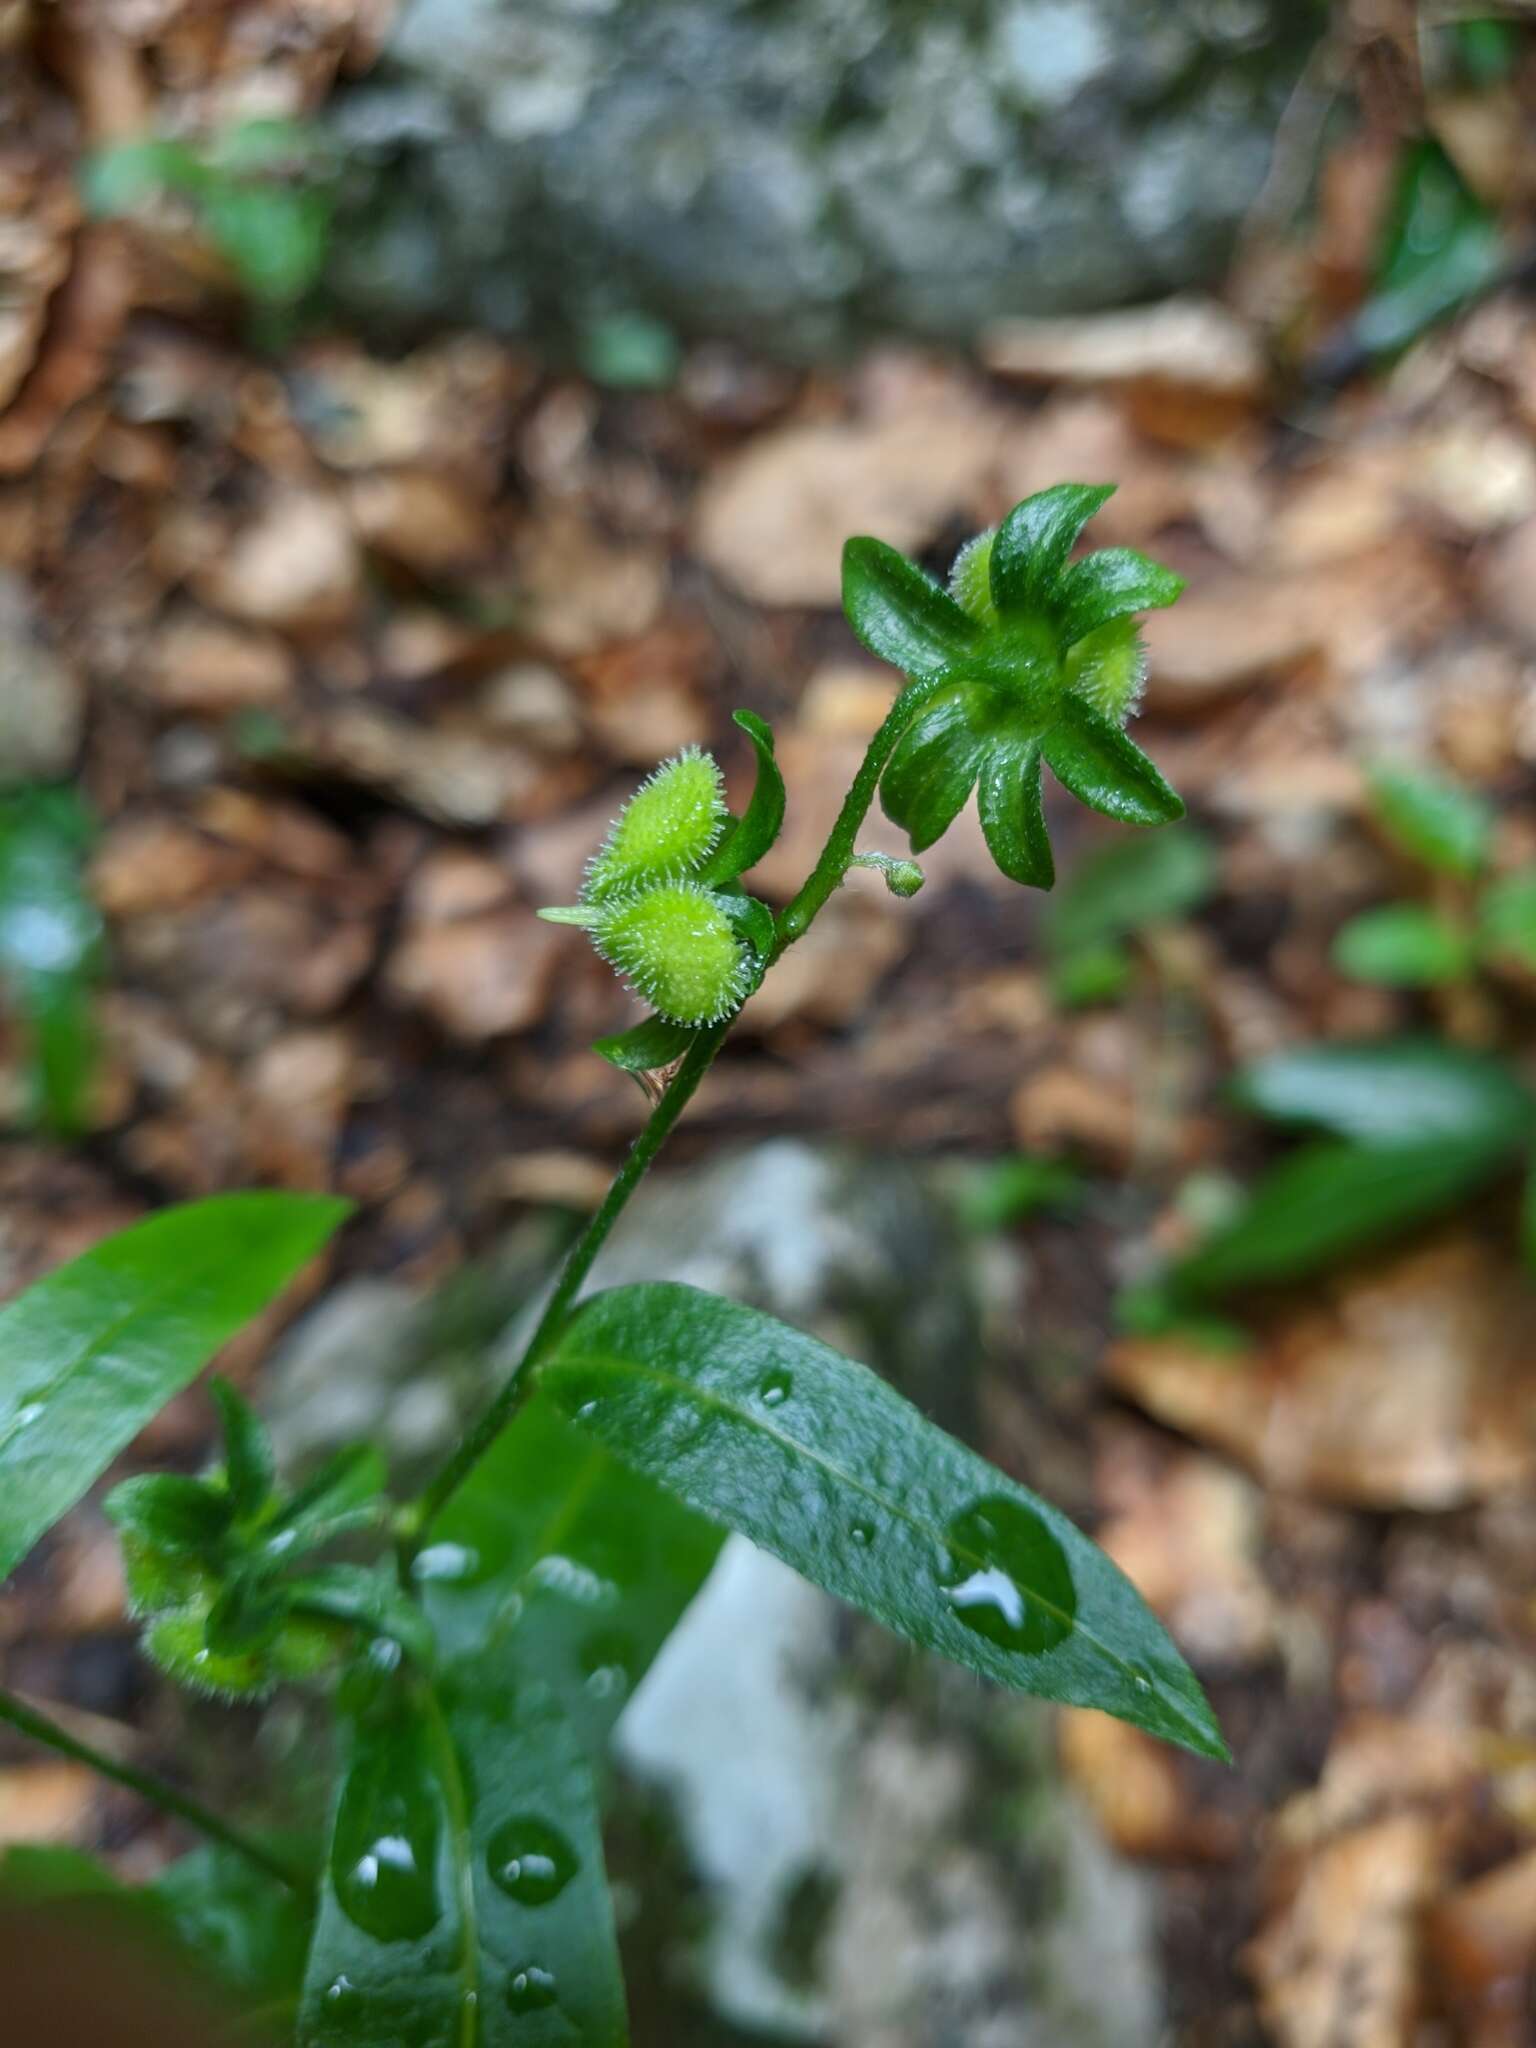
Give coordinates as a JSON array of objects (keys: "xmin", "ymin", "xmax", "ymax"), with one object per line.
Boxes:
[
  {"xmin": 593, "ymin": 1013, "xmax": 698, "ymax": 1073},
  {"xmin": 262, "ymin": 1441, "xmax": 387, "ymax": 1555},
  {"xmin": 1053, "ymin": 547, "xmax": 1185, "ymax": 647},
  {"xmin": 842, "ymin": 536, "xmax": 980, "ymax": 680},
  {"xmin": 881, "ymin": 695, "xmax": 986, "ymax": 850},
  {"xmin": 976, "ymin": 741, "xmax": 1054, "ymax": 888},
  {"xmin": 104, "ymin": 1472, "xmax": 234, "ymax": 1558},
  {"xmin": 286, "ymin": 1563, "xmax": 439, "ymax": 1669},
  {"xmin": 990, "ymin": 483, "xmax": 1116, "ymax": 617},
  {"xmin": 205, "ymin": 1569, "xmax": 290, "ymax": 1655},
  {"xmin": 701, "ymin": 711, "xmax": 787, "ymax": 885},
  {"xmin": 716, "ymin": 889, "xmax": 776, "ymax": 972},
  {"xmin": 210, "ymin": 1377, "xmax": 276, "ymax": 1519},
  {"xmin": 1041, "ymin": 696, "xmax": 1184, "ymax": 826}
]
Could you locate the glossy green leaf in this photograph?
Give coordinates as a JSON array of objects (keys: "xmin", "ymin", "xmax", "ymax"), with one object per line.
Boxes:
[
  {"xmin": 0, "ymin": 786, "xmax": 104, "ymax": 1133},
  {"xmin": 592, "ymin": 1013, "xmax": 697, "ymax": 1074},
  {"xmin": 702, "ymin": 711, "xmax": 787, "ymax": 885},
  {"xmin": 1479, "ymin": 869, "xmax": 1536, "ymax": 971},
  {"xmin": 0, "ymin": 1192, "xmax": 348, "ymax": 1583},
  {"xmin": 976, "ymin": 741, "xmax": 1053, "ymax": 888},
  {"xmin": 1367, "ymin": 759, "xmax": 1492, "ymax": 877},
  {"xmin": 1046, "ymin": 825, "xmax": 1215, "ymax": 955},
  {"xmin": 1041, "ymin": 698, "xmax": 1184, "ymax": 827},
  {"xmin": 842, "ymin": 537, "xmax": 979, "ymax": 680},
  {"xmin": 541, "ymin": 1284, "xmax": 1227, "ymax": 1761},
  {"xmin": 211, "ymin": 1379, "xmax": 276, "ymax": 1519},
  {"xmin": 1332, "ymin": 903, "xmax": 1473, "ymax": 985},
  {"xmin": 1171, "ymin": 1137, "xmax": 1508, "ymax": 1297},
  {"xmin": 989, "ymin": 484, "xmax": 1115, "ymax": 617},
  {"xmin": 881, "ymin": 695, "xmax": 985, "ymax": 850},
  {"xmin": 1356, "ymin": 139, "xmax": 1502, "ymax": 359},
  {"xmin": 298, "ymin": 1670, "xmax": 627, "ymax": 2047},
  {"xmin": 1054, "ymin": 548, "xmax": 1185, "ymax": 646},
  {"xmin": 1234, "ymin": 1039, "xmax": 1535, "ymax": 1150},
  {"xmin": 420, "ymin": 1394, "xmax": 722, "ymax": 1752}
]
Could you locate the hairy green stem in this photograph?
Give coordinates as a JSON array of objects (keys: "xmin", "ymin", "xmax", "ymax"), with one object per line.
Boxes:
[
  {"xmin": 0, "ymin": 1683, "xmax": 309, "ymax": 1895},
  {"xmin": 407, "ymin": 673, "xmax": 937, "ymax": 1540}
]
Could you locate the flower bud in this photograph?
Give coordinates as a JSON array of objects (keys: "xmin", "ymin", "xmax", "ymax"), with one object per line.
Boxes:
[
  {"xmin": 592, "ymin": 880, "xmax": 751, "ymax": 1025},
  {"xmin": 585, "ymin": 747, "xmax": 727, "ymax": 903}
]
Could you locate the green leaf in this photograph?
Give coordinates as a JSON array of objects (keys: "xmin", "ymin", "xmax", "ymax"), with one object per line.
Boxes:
[
  {"xmin": 0, "ymin": 786, "xmax": 104, "ymax": 1133},
  {"xmin": 1233, "ymin": 1039, "xmax": 1535, "ymax": 1151},
  {"xmin": 841, "ymin": 537, "xmax": 980, "ymax": 680},
  {"xmin": 1332, "ymin": 903, "xmax": 1473, "ymax": 985},
  {"xmin": 541, "ymin": 1284, "xmax": 1227, "ymax": 1761},
  {"xmin": 956, "ymin": 1155, "xmax": 1086, "ymax": 1232},
  {"xmin": 105, "ymin": 1472, "xmax": 234, "ymax": 1561},
  {"xmin": 420, "ymin": 1394, "xmax": 721, "ymax": 1751},
  {"xmin": 0, "ymin": 1191, "xmax": 348, "ymax": 1584},
  {"xmin": 989, "ymin": 484, "xmax": 1115, "ymax": 617},
  {"xmin": 1054, "ymin": 548, "xmax": 1185, "ymax": 647},
  {"xmin": 0, "ymin": 1845, "xmax": 126, "ymax": 1903},
  {"xmin": 288, "ymin": 1564, "xmax": 438, "ymax": 1669},
  {"xmin": 154, "ymin": 1844, "xmax": 315, "ymax": 2015},
  {"xmin": 265, "ymin": 1442, "xmax": 388, "ymax": 1554},
  {"xmin": 1367, "ymin": 759, "xmax": 1492, "ymax": 877},
  {"xmin": 880, "ymin": 695, "xmax": 985, "ymax": 850},
  {"xmin": 1171, "ymin": 1137, "xmax": 1509, "ymax": 1297},
  {"xmin": 1523, "ymin": 1156, "xmax": 1536, "ymax": 1275},
  {"xmin": 976, "ymin": 741, "xmax": 1054, "ymax": 888},
  {"xmin": 1479, "ymin": 869, "xmax": 1536, "ymax": 971},
  {"xmin": 701, "ymin": 711, "xmax": 786, "ymax": 885},
  {"xmin": 1041, "ymin": 697, "xmax": 1184, "ymax": 827},
  {"xmin": 1050, "ymin": 942, "xmax": 1135, "ymax": 1008},
  {"xmin": 592, "ymin": 1015, "xmax": 696, "ymax": 1074},
  {"xmin": 1356, "ymin": 138, "xmax": 1503, "ymax": 359},
  {"xmin": 79, "ymin": 137, "xmax": 207, "ymax": 214},
  {"xmin": 297, "ymin": 1671, "xmax": 627, "ymax": 2046},
  {"xmin": 210, "ymin": 1378, "xmax": 276, "ymax": 1519},
  {"xmin": 203, "ymin": 183, "xmax": 330, "ymax": 304},
  {"xmin": 1046, "ymin": 825, "xmax": 1216, "ymax": 955}
]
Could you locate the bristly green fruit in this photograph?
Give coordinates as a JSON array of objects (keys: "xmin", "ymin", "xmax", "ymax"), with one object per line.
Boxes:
[
  {"xmin": 842, "ymin": 484, "xmax": 1185, "ymax": 890},
  {"xmin": 584, "ymin": 746, "xmax": 728, "ymax": 902},
  {"xmin": 592, "ymin": 880, "xmax": 752, "ymax": 1026}
]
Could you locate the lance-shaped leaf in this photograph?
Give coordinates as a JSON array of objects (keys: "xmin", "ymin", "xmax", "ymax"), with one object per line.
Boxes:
[
  {"xmin": 297, "ymin": 1671, "xmax": 627, "ymax": 2047},
  {"xmin": 1332, "ymin": 904, "xmax": 1472, "ymax": 986},
  {"xmin": 1233, "ymin": 1039, "xmax": 1536, "ymax": 1152},
  {"xmin": 592, "ymin": 1013, "xmax": 697, "ymax": 1075},
  {"xmin": 976, "ymin": 741, "xmax": 1053, "ymax": 888},
  {"xmin": 420, "ymin": 1394, "xmax": 722, "ymax": 1752},
  {"xmin": 842, "ymin": 536, "xmax": 980, "ymax": 679},
  {"xmin": 1054, "ymin": 548, "xmax": 1185, "ymax": 647},
  {"xmin": 701, "ymin": 711, "xmax": 787, "ymax": 885},
  {"xmin": 1042, "ymin": 697, "xmax": 1184, "ymax": 827},
  {"xmin": 990, "ymin": 483, "xmax": 1115, "ymax": 617},
  {"xmin": 539, "ymin": 1284, "xmax": 1227, "ymax": 1761},
  {"xmin": 0, "ymin": 1193, "xmax": 348, "ymax": 1584}
]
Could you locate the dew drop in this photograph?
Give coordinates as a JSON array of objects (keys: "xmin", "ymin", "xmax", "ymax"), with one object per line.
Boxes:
[
  {"xmin": 939, "ymin": 1495, "xmax": 1077, "ymax": 1656},
  {"xmin": 411, "ymin": 1541, "xmax": 480, "ymax": 1585},
  {"xmin": 850, "ymin": 1521, "xmax": 874, "ymax": 1547},
  {"xmin": 487, "ymin": 1817, "xmax": 578, "ymax": 1905},
  {"xmin": 759, "ymin": 1370, "xmax": 792, "ymax": 1409},
  {"xmin": 325, "ymin": 1974, "xmax": 357, "ymax": 2006},
  {"xmin": 507, "ymin": 1964, "xmax": 559, "ymax": 2014},
  {"xmin": 331, "ymin": 1736, "xmax": 442, "ymax": 1942}
]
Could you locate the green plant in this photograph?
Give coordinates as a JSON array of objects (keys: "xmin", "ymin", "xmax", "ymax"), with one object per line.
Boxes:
[
  {"xmin": 1333, "ymin": 759, "xmax": 1536, "ymax": 988},
  {"xmin": 1043, "ymin": 822, "xmax": 1217, "ymax": 1006},
  {"xmin": 82, "ymin": 118, "xmax": 335, "ymax": 307},
  {"xmin": 0, "ymin": 487, "xmax": 1223, "ymax": 2043},
  {"xmin": 0, "ymin": 785, "xmax": 103, "ymax": 1134}
]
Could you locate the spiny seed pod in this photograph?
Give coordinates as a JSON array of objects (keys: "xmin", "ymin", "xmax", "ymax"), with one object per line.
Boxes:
[
  {"xmin": 1063, "ymin": 616, "xmax": 1147, "ymax": 724},
  {"xmin": 584, "ymin": 746, "xmax": 727, "ymax": 903},
  {"xmin": 949, "ymin": 529, "xmax": 998, "ymax": 630},
  {"xmin": 591, "ymin": 881, "xmax": 752, "ymax": 1025}
]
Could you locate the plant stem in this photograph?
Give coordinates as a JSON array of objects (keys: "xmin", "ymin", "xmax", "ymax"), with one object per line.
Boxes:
[
  {"xmin": 407, "ymin": 673, "xmax": 938, "ymax": 1539},
  {"xmin": 406, "ymin": 1018, "xmax": 730, "ymax": 1544},
  {"xmin": 0, "ymin": 1684, "xmax": 309, "ymax": 1896}
]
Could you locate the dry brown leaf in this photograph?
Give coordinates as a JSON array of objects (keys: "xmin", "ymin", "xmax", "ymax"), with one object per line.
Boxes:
[
  {"xmin": 190, "ymin": 487, "xmax": 361, "ymax": 634},
  {"xmin": 692, "ymin": 397, "xmax": 1003, "ymax": 606},
  {"xmin": 983, "ymin": 297, "xmax": 1265, "ymax": 399},
  {"xmin": 346, "ymin": 467, "xmax": 491, "ymax": 575},
  {"xmin": 386, "ymin": 903, "xmax": 563, "ymax": 1043},
  {"xmin": 1428, "ymin": 1847, "xmax": 1536, "ymax": 2048},
  {"xmin": 513, "ymin": 505, "xmax": 666, "ymax": 657},
  {"xmin": 1057, "ymin": 1710, "xmax": 1227, "ymax": 1862},
  {"xmin": 1108, "ymin": 1238, "xmax": 1536, "ymax": 1510},
  {"xmin": 132, "ymin": 607, "xmax": 296, "ymax": 712}
]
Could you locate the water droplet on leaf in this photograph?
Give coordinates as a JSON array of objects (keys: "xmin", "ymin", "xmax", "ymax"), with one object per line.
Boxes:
[
  {"xmin": 507, "ymin": 1964, "xmax": 559, "ymax": 2014},
  {"xmin": 939, "ymin": 1494, "xmax": 1077, "ymax": 1655},
  {"xmin": 411, "ymin": 1541, "xmax": 480, "ymax": 1585},
  {"xmin": 487, "ymin": 1817, "xmax": 578, "ymax": 1905},
  {"xmin": 850, "ymin": 1521, "xmax": 874, "ymax": 1547},
  {"xmin": 331, "ymin": 1736, "xmax": 442, "ymax": 1942},
  {"xmin": 759, "ymin": 1370, "xmax": 792, "ymax": 1409}
]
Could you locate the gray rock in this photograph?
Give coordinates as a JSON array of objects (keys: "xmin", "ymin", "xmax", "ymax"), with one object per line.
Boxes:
[{"xmin": 323, "ymin": 0, "xmax": 1319, "ymax": 355}]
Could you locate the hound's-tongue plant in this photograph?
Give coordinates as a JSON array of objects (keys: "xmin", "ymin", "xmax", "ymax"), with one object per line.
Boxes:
[{"xmin": 0, "ymin": 485, "xmax": 1221, "ymax": 2047}]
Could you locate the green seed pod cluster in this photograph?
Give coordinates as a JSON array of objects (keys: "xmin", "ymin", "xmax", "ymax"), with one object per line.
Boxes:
[{"xmin": 542, "ymin": 748, "xmax": 764, "ymax": 1028}]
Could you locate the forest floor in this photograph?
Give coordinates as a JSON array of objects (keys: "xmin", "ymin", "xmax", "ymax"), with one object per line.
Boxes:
[{"xmin": 4, "ymin": 6, "xmax": 1536, "ymax": 2044}]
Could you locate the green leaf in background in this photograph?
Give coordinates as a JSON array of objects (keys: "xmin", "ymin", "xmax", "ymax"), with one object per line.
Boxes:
[
  {"xmin": 1233, "ymin": 1038, "xmax": 1536, "ymax": 1150},
  {"xmin": 540, "ymin": 1284, "xmax": 1227, "ymax": 1761},
  {"xmin": 80, "ymin": 136, "xmax": 207, "ymax": 214},
  {"xmin": 1479, "ymin": 868, "xmax": 1536, "ymax": 972},
  {"xmin": 1040, "ymin": 696, "xmax": 1185, "ymax": 827},
  {"xmin": 1523, "ymin": 1155, "xmax": 1536, "ymax": 1275},
  {"xmin": 0, "ymin": 786, "xmax": 104, "ymax": 1133},
  {"xmin": 1050, "ymin": 941, "xmax": 1135, "ymax": 1008},
  {"xmin": 956, "ymin": 1154, "xmax": 1086, "ymax": 1233},
  {"xmin": 1354, "ymin": 138, "xmax": 1503, "ymax": 360},
  {"xmin": 1046, "ymin": 824, "xmax": 1216, "ymax": 956},
  {"xmin": 298, "ymin": 1671, "xmax": 627, "ymax": 2047},
  {"xmin": 1170, "ymin": 1137, "xmax": 1510, "ymax": 1297},
  {"xmin": 420, "ymin": 1393, "xmax": 722, "ymax": 1752},
  {"xmin": 1366, "ymin": 759, "xmax": 1493, "ymax": 877},
  {"xmin": 203, "ymin": 183, "xmax": 330, "ymax": 304},
  {"xmin": 0, "ymin": 1192, "xmax": 348, "ymax": 1583},
  {"xmin": 700, "ymin": 710, "xmax": 787, "ymax": 886},
  {"xmin": 1332, "ymin": 903, "xmax": 1473, "ymax": 985},
  {"xmin": 841, "ymin": 536, "xmax": 980, "ymax": 680},
  {"xmin": 579, "ymin": 312, "xmax": 681, "ymax": 390},
  {"xmin": 154, "ymin": 1844, "xmax": 314, "ymax": 2023},
  {"xmin": 1451, "ymin": 16, "xmax": 1523, "ymax": 87}
]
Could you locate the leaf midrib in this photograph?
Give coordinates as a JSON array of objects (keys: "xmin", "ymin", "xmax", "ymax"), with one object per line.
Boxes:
[{"xmin": 545, "ymin": 1346, "xmax": 1213, "ymax": 1753}]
